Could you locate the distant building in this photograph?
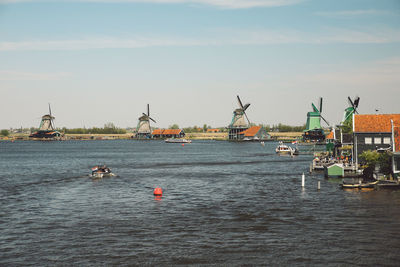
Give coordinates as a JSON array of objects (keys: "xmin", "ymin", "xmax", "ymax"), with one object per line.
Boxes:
[
  {"xmin": 326, "ymin": 129, "xmax": 335, "ymax": 142},
  {"xmin": 238, "ymin": 126, "xmax": 271, "ymax": 141},
  {"xmin": 353, "ymin": 114, "xmax": 400, "ymax": 167},
  {"xmin": 207, "ymin": 129, "xmax": 220, "ymax": 133},
  {"xmin": 152, "ymin": 129, "xmax": 185, "ymax": 139}
]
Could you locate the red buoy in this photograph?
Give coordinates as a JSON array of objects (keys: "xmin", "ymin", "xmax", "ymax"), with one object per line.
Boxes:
[
  {"xmin": 153, "ymin": 187, "xmax": 163, "ymax": 196},
  {"xmin": 182, "ymin": 143, "xmax": 184, "ymax": 147}
]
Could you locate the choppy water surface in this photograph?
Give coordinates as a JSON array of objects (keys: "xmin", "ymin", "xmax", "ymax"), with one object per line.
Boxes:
[{"xmin": 1, "ymin": 140, "xmax": 400, "ymax": 266}]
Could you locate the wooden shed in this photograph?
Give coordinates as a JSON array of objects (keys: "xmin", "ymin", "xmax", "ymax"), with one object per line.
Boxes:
[{"xmin": 324, "ymin": 163, "xmax": 344, "ymax": 178}]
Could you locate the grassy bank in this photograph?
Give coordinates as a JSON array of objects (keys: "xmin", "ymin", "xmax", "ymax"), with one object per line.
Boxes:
[{"xmin": 2, "ymin": 132, "xmax": 303, "ymax": 141}]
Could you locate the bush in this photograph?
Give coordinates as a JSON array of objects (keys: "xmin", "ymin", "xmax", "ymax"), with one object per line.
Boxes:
[{"xmin": 0, "ymin": 130, "xmax": 10, "ymax": 137}]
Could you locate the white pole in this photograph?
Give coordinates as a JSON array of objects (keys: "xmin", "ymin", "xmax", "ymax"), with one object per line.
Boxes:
[
  {"xmin": 302, "ymin": 173, "xmax": 305, "ymax": 187},
  {"xmin": 318, "ymin": 181, "xmax": 321, "ymax": 190}
]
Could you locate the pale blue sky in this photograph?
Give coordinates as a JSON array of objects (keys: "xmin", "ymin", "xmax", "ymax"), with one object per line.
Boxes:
[{"xmin": 1, "ymin": 0, "xmax": 399, "ymax": 129}]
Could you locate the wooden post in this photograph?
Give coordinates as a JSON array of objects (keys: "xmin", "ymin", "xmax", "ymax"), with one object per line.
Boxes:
[
  {"xmin": 302, "ymin": 173, "xmax": 305, "ymax": 188},
  {"xmin": 318, "ymin": 181, "xmax": 320, "ymax": 190}
]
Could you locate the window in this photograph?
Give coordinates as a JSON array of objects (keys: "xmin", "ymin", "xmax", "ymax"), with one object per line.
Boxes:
[
  {"xmin": 383, "ymin": 137, "xmax": 391, "ymax": 144},
  {"xmin": 365, "ymin": 137, "xmax": 372, "ymax": 144},
  {"xmin": 374, "ymin": 137, "xmax": 381, "ymax": 144}
]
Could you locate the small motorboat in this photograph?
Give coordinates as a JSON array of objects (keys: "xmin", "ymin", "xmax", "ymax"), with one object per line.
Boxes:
[
  {"xmin": 340, "ymin": 178, "xmax": 378, "ymax": 190},
  {"xmin": 275, "ymin": 141, "xmax": 298, "ymax": 155},
  {"xmin": 90, "ymin": 165, "xmax": 115, "ymax": 179},
  {"xmin": 165, "ymin": 138, "xmax": 192, "ymax": 143}
]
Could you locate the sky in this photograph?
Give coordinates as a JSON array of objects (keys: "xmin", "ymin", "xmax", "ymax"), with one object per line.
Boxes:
[{"xmin": 0, "ymin": 0, "xmax": 399, "ymax": 129}]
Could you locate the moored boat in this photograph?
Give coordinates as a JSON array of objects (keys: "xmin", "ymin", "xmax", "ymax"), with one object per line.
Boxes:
[
  {"xmin": 340, "ymin": 178, "xmax": 378, "ymax": 190},
  {"xmin": 165, "ymin": 138, "xmax": 192, "ymax": 143},
  {"xmin": 90, "ymin": 165, "xmax": 115, "ymax": 178}
]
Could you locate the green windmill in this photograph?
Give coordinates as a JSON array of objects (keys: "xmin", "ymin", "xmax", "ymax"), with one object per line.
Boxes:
[
  {"xmin": 303, "ymin": 97, "xmax": 330, "ymax": 142},
  {"xmin": 341, "ymin": 96, "xmax": 360, "ymax": 124}
]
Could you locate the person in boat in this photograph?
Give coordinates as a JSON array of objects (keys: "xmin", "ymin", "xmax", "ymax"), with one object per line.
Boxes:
[{"xmin": 91, "ymin": 165, "xmax": 111, "ymax": 175}]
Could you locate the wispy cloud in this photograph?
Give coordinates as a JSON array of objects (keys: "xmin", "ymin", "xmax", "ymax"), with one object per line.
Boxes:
[
  {"xmin": 0, "ymin": 37, "xmax": 214, "ymax": 51},
  {"xmin": 1, "ymin": 27, "xmax": 399, "ymax": 51},
  {"xmin": 0, "ymin": 0, "xmax": 304, "ymax": 8},
  {"xmin": 316, "ymin": 9, "xmax": 390, "ymax": 17},
  {"xmin": 0, "ymin": 70, "xmax": 71, "ymax": 80}
]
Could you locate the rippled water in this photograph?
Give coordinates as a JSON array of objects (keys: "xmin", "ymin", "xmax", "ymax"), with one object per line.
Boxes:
[{"xmin": 1, "ymin": 140, "xmax": 400, "ymax": 266}]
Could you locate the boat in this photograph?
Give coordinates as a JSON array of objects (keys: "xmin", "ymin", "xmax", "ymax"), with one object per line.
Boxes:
[
  {"xmin": 165, "ymin": 138, "xmax": 192, "ymax": 143},
  {"xmin": 90, "ymin": 165, "xmax": 115, "ymax": 178},
  {"xmin": 275, "ymin": 141, "xmax": 298, "ymax": 155},
  {"xmin": 340, "ymin": 178, "xmax": 378, "ymax": 190}
]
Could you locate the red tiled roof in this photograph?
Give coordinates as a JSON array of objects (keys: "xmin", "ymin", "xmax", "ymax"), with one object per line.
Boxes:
[
  {"xmin": 152, "ymin": 129, "xmax": 162, "ymax": 135},
  {"xmin": 163, "ymin": 129, "xmax": 182, "ymax": 135},
  {"xmin": 326, "ymin": 130, "xmax": 334, "ymax": 139},
  {"xmin": 240, "ymin": 126, "xmax": 262, "ymax": 137},
  {"xmin": 207, "ymin": 129, "xmax": 220, "ymax": 133},
  {"xmin": 353, "ymin": 114, "xmax": 400, "ymax": 133},
  {"xmin": 152, "ymin": 129, "xmax": 182, "ymax": 135}
]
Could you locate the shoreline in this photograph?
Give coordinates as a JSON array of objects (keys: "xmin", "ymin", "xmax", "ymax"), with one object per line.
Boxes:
[{"xmin": 1, "ymin": 132, "xmax": 302, "ymax": 141}]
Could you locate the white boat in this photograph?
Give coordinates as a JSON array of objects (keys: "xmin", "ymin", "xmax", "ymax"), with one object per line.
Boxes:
[
  {"xmin": 90, "ymin": 165, "xmax": 115, "ymax": 178},
  {"xmin": 165, "ymin": 138, "xmax": 192, "ymax": 143},
  {"xmin": 275, "ymin": 141, "xmax": 298, "ymax": 155}
]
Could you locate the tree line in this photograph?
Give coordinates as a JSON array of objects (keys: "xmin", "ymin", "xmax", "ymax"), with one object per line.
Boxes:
[{"xmin": 1, "ymin": 122, "xmax": 306, "ymax": 136}]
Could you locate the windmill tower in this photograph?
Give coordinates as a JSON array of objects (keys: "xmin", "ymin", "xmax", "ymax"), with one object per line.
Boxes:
[
  {"xmin": 29, "ymin": 103, "xmax": 60, "ymax": 139},
  {"xmin": 303, "ymin": 97, "xmax": 329, "ymax": 142},
  {"xmin": 227, "ymin": 95, "xmax": 251, "ymax": 140},
  {"xmin": 341, "ymin": 96, "xmax": 360, "ymax": 125},
  {"xmin": 136, "ymin": 104, "xmax": 156, "ymax": 139},
  {"xmin": 39, "ymin": 104, "xmax": 55, "ymax": 131}
]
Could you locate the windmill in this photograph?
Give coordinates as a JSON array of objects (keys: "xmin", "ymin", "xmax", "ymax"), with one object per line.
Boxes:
[
  {"xmin": 29, "ymin": 103, "xmax": 61, "ymax": 139},
  {"xmin": 39, "ymin": 103, "xmax": 55, "ymax": 131},
  {"xmin": 341, "ymin": 96, "xmax": 360, "ymax": 125},
  {"xmin": 303, "ymin": 97, "xmax": 329, "ymax": 142},
  {"xmin": 136, "ymin": 104, "xmax": 156, "ymax": 139},
  {"xmin": 227, "ymin": 95, "xmax": 251, "ymax": 140}
]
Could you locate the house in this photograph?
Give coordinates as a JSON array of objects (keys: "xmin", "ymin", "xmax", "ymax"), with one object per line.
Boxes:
[
  {"xmin": 392, "ymin": 121, "xmax": 400, "ymax": 177},
  {"xmin": 353, "ymin": 114, "xmax": 400, "ymax": 167},
  {"xmin": 238, "ymin": 126, "xmax": 271, "ymax": 141},
  {"xmin": 206, "ymin": 129, "xmax": 220, "ymax": 133},
  {"xmin": 151, "ymin": 129, "xmax": 185, "ymax": 139}
]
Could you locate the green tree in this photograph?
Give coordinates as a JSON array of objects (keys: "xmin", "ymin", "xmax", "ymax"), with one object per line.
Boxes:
[
  {"xmin": 0, "ymin": 129, "xmax": 10, "ymax": 136},
  {"xmin": 359, "ymin": 150, "xmax": 392, "ymax": 178},
  {"xmin": 341, "ymin": 117, "xmax": 353, "ymax": 134},
  {"xmin": 170, "ymin": 124, "xmax": 179, "ymax": 129}
]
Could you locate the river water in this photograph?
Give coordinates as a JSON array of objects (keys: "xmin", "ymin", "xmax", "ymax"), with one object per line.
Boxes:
[{"xmin": 1, "ymin": 140, "xmax": 400, "ymax": 266}]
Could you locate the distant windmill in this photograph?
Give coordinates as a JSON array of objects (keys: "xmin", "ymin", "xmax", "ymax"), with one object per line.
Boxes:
[
  {"xmin": 303, "ymin": 97, "xmax": 329, "ymax": 142},
  {"xmin": 29, "ymin": 103, "xmax": 60, "ymax": 139},
  {"xmin": 227, "ymin": 95, "xmax": 251, "ymax": 140},
  {"xmin": 230, "ymin": 95, "xmax": 251, "ymax": 127},
  {"xmin": 39, "ymin": 103, "xmax": 56, "ymax": 131},
  {"xmin": 341, "ymin": 96, "xmax": 360, "ymax": 124},
  {"xmin": 136, "ymin": 104, "xmax": 156, "ymax": 138}
]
